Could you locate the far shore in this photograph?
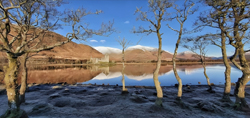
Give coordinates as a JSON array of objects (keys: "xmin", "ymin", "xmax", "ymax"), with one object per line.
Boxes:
[{"xmin": 0, "ymin": 61, "xmax": 226, "ymax": 67}]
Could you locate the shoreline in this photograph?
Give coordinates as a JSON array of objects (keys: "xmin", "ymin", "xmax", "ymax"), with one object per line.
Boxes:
[{"xmin": 1, "ymin": 84, "xmax": 250, "ymax": 118}]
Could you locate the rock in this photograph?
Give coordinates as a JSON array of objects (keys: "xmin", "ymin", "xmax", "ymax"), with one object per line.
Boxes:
[
  {"xmin": 31, "ymin": 103, "xmax": 51, "ymax": 114},
  {"xmin": 52, "ymin": 85, "xmax": 63, "ymax": 90},
  {"xmin": 49, "ymin": 93, "xmax": 60, "ymax": 99},
  {"xmin": 130, "ymin": 95, "xmax": 148, "ymax": 103},
  {"xmin": 53, "ymin": 98, "xmax": 71, "ymax": 107},
  {"xmin": 197, "ymin": 101, "xmax": 223, "ymax": 112},
  {"xmin": 71, "ymin": 101, "xmax": 86, "ymax": 108},
  {"xmin": 71, "ymin": 88, "xmax": 87, "ymax": 94}
]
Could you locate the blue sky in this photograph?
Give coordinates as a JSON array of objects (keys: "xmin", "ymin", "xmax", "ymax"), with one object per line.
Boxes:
[{"xmin": 53, "ymin": 0, "xmax": 244, "ymax": 57}]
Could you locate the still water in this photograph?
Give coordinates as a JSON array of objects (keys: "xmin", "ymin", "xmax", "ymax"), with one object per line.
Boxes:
[
  {"xmin": 1, "ymin": 64, "xmax": 246, "ymax": 86},
  {"xmin": 83, "ymin": 64, "xmax": 245, "ymax": 86}
]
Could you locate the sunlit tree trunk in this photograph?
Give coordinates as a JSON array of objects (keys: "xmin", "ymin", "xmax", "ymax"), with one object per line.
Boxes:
[
  {"xmin": 233, "ymin": 46, "xmax": 250, "ymax": 108},
  {"xmin": 202, "ymin": 62, "xmax": 211, "ymax": 87},
  {"xmin": 199, "ymin": 49, "xmax": 212, "ymax": 92},
  {"xmin": 19, "ymin": 53, "xmax": 28, "ymax": 104},
  {"xmin": 154, "ymin": 31, "xmax": 163, "ymax": 106},
  {"xmin": 172, "ymin": 24, "xmax": 183, "ymax": 98},
  {"xmin": 221, "ymin": 34, "xmax": 231, "ymax": 101},
  {"xmin": 4, "ymin": 53, "xmax": 20, "ymax": 110}
]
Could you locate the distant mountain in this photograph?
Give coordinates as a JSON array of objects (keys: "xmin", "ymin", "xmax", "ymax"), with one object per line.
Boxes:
[
  {"xmin": 126, "ymin": 45, "xmax": 158, "ymax": 52},
  {"xmin": 94, "ymin": 45, "xmax": 221, "ymax": 62},
  {"xmin": 177, "ymin": 51, "xmax": 198, "ymax": 60},
  {"xmin": 211, "ymin": 52, "xmax": 250, "ymax": 60},
  {"xmin": 94, "ymin": 45, "xmax": 174, "ymax": 62}
]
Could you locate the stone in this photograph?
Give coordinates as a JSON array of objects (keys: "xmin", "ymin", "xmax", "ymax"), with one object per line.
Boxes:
[
  {"xmin": 130, "ymin": 95, "xmax": 148, "ymax": 103},
  {"xmin": 197, "ymin": 101, "xmax": 222, "ymax": 112},
  {"xmin": 49, "ymin": 93, "xmax": 60, "ymax": 99},
  {"xmin": 53, "ymin": 98, "xmax": 71, "ymax": 107},
  {"xmin": 31, "ymin": 103, "xmax": 51, "ymax": 114}
]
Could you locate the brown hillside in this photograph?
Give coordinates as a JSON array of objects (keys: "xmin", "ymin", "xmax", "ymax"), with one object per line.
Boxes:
[
  {"xmin": 0, "ymin": 24, "xmax": 104, "ymax": 61},
  {"xmin": 108, "ymin": 49, "xmax": 173, "ymax": 62}
]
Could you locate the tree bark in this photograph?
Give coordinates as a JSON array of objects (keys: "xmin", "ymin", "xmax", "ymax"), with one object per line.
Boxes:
[
  {"xmin": 202, "ymin": 63, "xmax": 210, "ymax": 86},
  {"xmin": 19, "ymin": 53, "xmax": 28, "ymax": 104},
  {"xmin": 233, "ymin": 45, "xmax": 250, "ymax": 108},
  {"xmin": 221, "ymin": 34, "xmax": 231, "ymax": 101},
  {"xmin": 4, "ymin": 53, "xmax": 20, "ymax": 110},
  {"xmin": 153, "ymin": 31, "xmax": 163, "ymax": 106},
  {"xmin": 172, "ymin": 24, "xmax": 183, "ymax": 98}
]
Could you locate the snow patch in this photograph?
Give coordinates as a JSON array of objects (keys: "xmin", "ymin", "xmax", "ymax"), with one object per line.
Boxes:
[
  {"xmin": 94, "ymin": 47, "xmax": 122, "ymax": 54},
  {"xmin": 126, "ymin": 45, "xmax": 158, "ymax": 52},
  {"xmin": 93, "ymin": 72, "xmax": 122, "ymax": 80},
  {"xmin": 178, "ymin": 51, "xmax": 195, "ymax": 55}
]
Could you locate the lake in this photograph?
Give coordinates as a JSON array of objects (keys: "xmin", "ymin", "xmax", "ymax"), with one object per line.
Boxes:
[
  {"xmin": 0, "ymin": 63, "xmax": 245, "ymax": 86},
  {"xmin": 83, "ymin": 64, "xmax": 245, "ymax": 86}
]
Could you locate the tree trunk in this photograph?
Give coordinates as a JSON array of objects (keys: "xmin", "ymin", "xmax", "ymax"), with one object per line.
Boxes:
[
  {"xmin": 221, "ymin": 35, "xmax": 231, "ymax": 101},
  {"xmin": 172, "ymin": 24, "xmax": 183, "ymax": 98},
  {"xmin": 202, "ymin": 63, "xmax": 211, "ymax": 86},
  {"xmin": 19, "ymin": 53, "xmax": 28, "ymax": 104},
  {"xmin": 201, "ymin": 61, "xmax": 213, "ymax": 92},
  {"xmin": 202, "ymin": 62, "xmax": 211, "ymax": 85},
  {"xmin": 234, "ymin": 46, "xmax": 250, "ymax": 109},
  {"xmin": 154, "ymin": 31, "xmax": 163, "ymax": 106},
  {"xmin": 4, "ymin": 53, "xmax": 20, "ymax": 110}
]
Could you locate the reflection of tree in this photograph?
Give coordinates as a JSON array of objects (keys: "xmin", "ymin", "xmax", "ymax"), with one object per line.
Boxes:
[
  {"xmin": 116, "ymin": 37, "xmax": 130, "ymax": 93},
  {"xmin": 121, "ymin": 65, "xmax": 128, "ymax": 94}
]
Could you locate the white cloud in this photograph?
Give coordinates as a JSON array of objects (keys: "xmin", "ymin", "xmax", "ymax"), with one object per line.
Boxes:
[
  {"xmin": 100, "ymin": 40, "xmax": 106, "ymax": 43},
  {"xmin": 90, "ymin": 40, "xmax": 98, "ymax": 43},
  {"xmin": 124, "ymin": 20, "xmax": 130, "ymax": 24}
]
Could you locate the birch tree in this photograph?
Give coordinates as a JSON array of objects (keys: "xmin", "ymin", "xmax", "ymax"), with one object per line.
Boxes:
[
  {"xmin": 0, "ymin": 0, "xmax": 114, "ymax": 116},
  {"xmin": 116, "ymin": 37, "xmax": 130, "ymax": 93},
  {"xmin": 134, "ymin": 0, "xmax": 172, "ymax": 107},
  {"xmin": 194, "ymin": 0, "xmax": 234, "ymax": 102},
  {"xmin": 183, "ymin": 36, "xmax": 214, "ymax": 92},
  {"xmin": 167, "ymin": 0, "xmax": 196, "ymax": 104},
  {"xmin": 197, "ymin": 0, "xmax": 250, "ymax": 108}
]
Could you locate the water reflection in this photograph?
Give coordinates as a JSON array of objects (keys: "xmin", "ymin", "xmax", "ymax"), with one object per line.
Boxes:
[{"xmin": 0, "ymin": 64, "xmax": 246, "ymax": 86}]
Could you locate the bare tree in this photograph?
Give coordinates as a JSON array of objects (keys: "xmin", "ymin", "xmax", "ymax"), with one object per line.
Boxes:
[
  {"xmin": 183, "ymin": 36, "xmax": 214, "ymax": 92},
  {"xmin": 197, "ymin": 0, "xmax": 250, "ymax": 108},
  {"xmin": 194, "ymin": 0, "xmax": 234, "ymax": 102},
  {"xmin": 134, "ymin": 0, "xmax": 172, "ymax": 107},
  {"xmin": 116, "ymin": 37, "xmax": 130, "ymax": 93},
  {"xmin": 225, "ymin": 0, "xmax": 250, "ymax": 109},
  {"xmin": 0, "ymin": 0, "xmax": 114, "ymax": 116},
  {"xmin": 167, "ymin": 0, "xmax": 196, "ymax": 104}
]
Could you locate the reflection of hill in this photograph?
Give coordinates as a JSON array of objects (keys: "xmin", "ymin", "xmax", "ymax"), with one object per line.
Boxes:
[
  {"xmin": 0, "ymin": 64, "xmax": 219, "ymax": 85},
  {"xmin": 176, "ymin": 65, "xmax": 203, "ymax": 75},
  {"xmin": 94, "ymin": 72, "xmax": 121, "ymax": 80},
  {"xmin": 27, "ymin": 68, "xmax": 101, "ymax": 84}
]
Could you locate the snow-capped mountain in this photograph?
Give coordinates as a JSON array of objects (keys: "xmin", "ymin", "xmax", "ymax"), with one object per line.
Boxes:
[
  {"xmin": 94, "ymin": 46, "xmax": 122, "ymax": 54},
  {"xmin": 178, "ymin": 51, "xmax": 195, "ymax": 55},
  {"xmin": 126, "ymin": 45, "xmax": 158, "ymax": 52}
]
